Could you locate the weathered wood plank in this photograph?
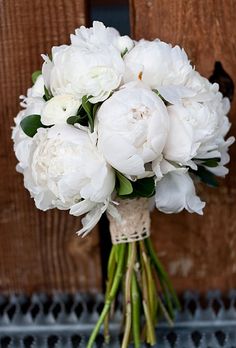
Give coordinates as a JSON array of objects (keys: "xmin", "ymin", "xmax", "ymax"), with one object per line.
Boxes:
[
  {"xmin": 130, "ymin": 0, "xmax": 236, "ymax": 292},
  {"xmin": 0, "ymin": 0, "xmax": 102, "ymax": 294}
]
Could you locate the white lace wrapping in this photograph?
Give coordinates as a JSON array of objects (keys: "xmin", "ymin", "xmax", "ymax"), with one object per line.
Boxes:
[{"xmin": 108, "ymin": 198, "xmax": 151, "ymax": 244}]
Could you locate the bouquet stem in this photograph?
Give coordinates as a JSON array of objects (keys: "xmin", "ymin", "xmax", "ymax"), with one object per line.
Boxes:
[{"xmin": 86, "ymin": 237, "xmax": 180, "ymax": 348}]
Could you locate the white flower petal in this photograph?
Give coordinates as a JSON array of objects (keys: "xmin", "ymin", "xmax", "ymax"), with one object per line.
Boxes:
[
  {"xmin": 77, "ymin": 203, "xmax": 108, "ymax": 237},
  {"xmin": 70, "ymin": 199, "xmax": 96, "ymax": 216},
  {"xmin": 41, "ymin": 95, "xmax": 81, "ymax": 125},
  {"xmin": 155, "ymin": 171, "xmax": 205, "ymax": 215},
  {"xmin": 106, "ymin": 203, "xmax": 121, "ymax": 222},
  {"xmin": 158, "ymin": 85, "xmax": 195, "ymax": 105},
  {"xmin": 164, "ymin": 105, "xmax": 198, "ymax": 163}
]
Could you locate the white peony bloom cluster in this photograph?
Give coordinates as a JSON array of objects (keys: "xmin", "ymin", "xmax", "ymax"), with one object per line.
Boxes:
[{"xmin": 12, "ymin": 21, "xmax": 234, "ymax": 235}]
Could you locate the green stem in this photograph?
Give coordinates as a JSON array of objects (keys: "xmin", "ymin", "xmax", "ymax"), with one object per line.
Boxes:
[
  {"xmin": 142, "ymin": 240, "xmax": 174, "ymax": 325},
  {"xmin": 86, "ymin": 244, "xmax": 126, "ymax": 348},
  {"xmin": 140, "ymin": 241, "xmax": 157, "ymax": 323},
  {"xmin": 104, "ymin": 245, "xmax": 117, "ymax": 343},
  {"xmin": 145, "ymin": 238, "xmax": 180, "ymax": 310},
  {"xmin": 131, "ymin": 272, "xmax": 140, "ymax": 348},
  {"xmin": 108, "ymin": 245, "xmax": 116, "ymax": 275},
  {"xmin": 121, "ymin": 243, "xmax": 136, "ymax": 348},
  {"xmin": 139, "ymin": 241, "xmax": 156, "ymax": 345},
  {"xmin": 142, "ymin": 300, "xmax": 156, "ymax": 345},
  {"xmin": 159, "ymin": 278, "xmax": 174, "ymax": 319},
  {"xmin": 121, "ymin": 303, "xmax": 132, "ymax": 348},
  {"xmin": 156, "ymin": 292, "xmax": 174, "ymax": 327}
]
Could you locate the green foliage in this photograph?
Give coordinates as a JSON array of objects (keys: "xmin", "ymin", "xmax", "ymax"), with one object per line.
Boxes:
[
  {"xmin": 20, "ymin": 114, "xmax": 48, "ymax": 137},
  {"xmin": 43, "ymin": 86, "xmax": 53, "ymax": 101},
  {"xmin": 31, "ymin": 70, "xmax": 41, "ymax": 84},
  {"xmin": 66, "ymin": 115, "xmax": 81, "ymax": 125},
  {"xmin": 121, "ymin": 47, "xmax": 128, "ymax": 58},
  {"xmin": 116, "ymin": 173, "xmax": 156, "ymax": 198},
  {"xmin": 93, "ymin": 103, "xmax": 100, "ymax": 119},
  {"xmin": 82, "ymin": 96, "xmax": 95, "ymax": 132},
  {"xmin": 197, "ymin": 157, "xmax": 221, "ymax": 168},
  {"xmin": 152, "ymin": 89, "xmax": 166, "ymax": 103},
  {"xmin": 125, "ymin": 177, "xmax": 156, "ymax": 198},
  {"xmin": 191, "ymin": 165, "xmax": 218, "ymax": 187},
  {"xmin": 116, "ymin": 172, "xmax": 133, "ymax": 196},
  {"xmin": 153, "ymin": 89, "xmax": 161, "ymax": 96},
  {"xmin": 67, "ymin": 96, "xmax": 100, "ymax": 132}
]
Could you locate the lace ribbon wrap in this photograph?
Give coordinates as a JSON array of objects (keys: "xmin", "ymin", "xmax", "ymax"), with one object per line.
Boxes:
[{"xmin": 108, "ymin": 198, "xmax": 151, "ymax": 244}]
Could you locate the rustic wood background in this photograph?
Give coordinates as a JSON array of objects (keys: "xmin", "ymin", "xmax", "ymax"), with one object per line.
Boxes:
[
  {"xmin": 0, "ymin": 0, "xmax": 102, "ymax": 293},
  {"xmin": 0, "ymin": 0, "xmax": 235, "ymax": 294}
]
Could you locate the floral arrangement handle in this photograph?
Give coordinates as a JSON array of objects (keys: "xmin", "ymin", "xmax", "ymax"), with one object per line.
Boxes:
[{"xmin": 87, "ymin": 198, "xmax": 180, "ymax": 348}]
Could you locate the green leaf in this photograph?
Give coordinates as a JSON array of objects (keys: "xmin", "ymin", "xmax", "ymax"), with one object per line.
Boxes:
[
  {"xmin": 32, "ymin": 70, "xmax": 42, "ymax": 84},
  {"xmin": 82, "ymin": 96, "xmax": 94, "ymax": 132},
  {"xmin": 121, "ymin": 47, "xmax": 128, "ymax": 58},
  {"xmin": 93, "ymin": 103, "xmax": 100, "ymax": 118},
  {"xmin": 196, "ymin": 157, "xmax": 221, "ymax": 168},
  {"xmin": 191, "ymin": 165, "xmax": 218, "ymax": 187},
  {"xmin": 153, "ymin": 89, "xmax": 160, "ymax": 96},
  {"xmin": 125, "ymin": 177, "xmax": 156, "ymax": 198},
  {"xmin": 20, "ymin": 114, "xmax": 47, "ymax": 137},
  {"xmin": 203, "ymin": 159, "xmax": 220, "ymax": 168},
  {"xmin": 43, "ymin": 86, "xmax": 53, "ymax": 101},
  {"xmin": 132, "ymin": 177, "xmax": 156, "ymax": 197},
  {"xmin": 67, "ymin": 115, "xmax": 81, "ymax": 125},
  {"xmin": 67, "ymin": 101, "xmax": 99, "ymax": 128},
  {"xmin": 116, "ymin": 172, "xmax": 133, "ymax": 196},
  {"xmin": 77, "ymin": 103, "xmax": 84, "ymax": 115},
  {"xmin": 116, "ymin": 174, "xmax": 156, "ymax": 198},
  {"xmin": 152, "ymin": 89, "xmax": 166, "ymax": 102}
]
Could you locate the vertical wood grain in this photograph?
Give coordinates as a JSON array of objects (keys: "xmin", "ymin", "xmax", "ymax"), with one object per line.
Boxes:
[
  {"xmin": 0, "ymin": 0, "xmax": 102, "ymax": 293},
  {"xmin": 130, "ymin": 0, "xmax": 236, "ymax": 292}
]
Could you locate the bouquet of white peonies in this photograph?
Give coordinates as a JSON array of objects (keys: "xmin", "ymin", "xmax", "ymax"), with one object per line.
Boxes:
[{"xmin": 12, "ymin": 21, "xmax": 234, "ymax": 348}]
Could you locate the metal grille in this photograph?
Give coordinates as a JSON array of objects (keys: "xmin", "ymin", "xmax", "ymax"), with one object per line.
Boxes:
[{"xmin": 0, "ymin": 291, "xmax": 236, "ymax": 347}]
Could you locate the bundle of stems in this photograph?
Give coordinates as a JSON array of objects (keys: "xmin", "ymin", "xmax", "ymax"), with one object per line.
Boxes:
[{"xmin": 87, "ymin": 237, "xmax": 180, "ymax": 348}]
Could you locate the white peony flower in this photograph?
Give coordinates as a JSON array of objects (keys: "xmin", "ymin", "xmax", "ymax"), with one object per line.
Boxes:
[
  {"xmin": 115, "ymin": 36, "xmax": 134, "ymax": 55},
  {"xmin": 20, "ymin": 75, "xmax": 46, "ymax": 116},
  {"xmin": 27, "ymin": 74, "xmax": 45, "ymax": 99},
  {"xmin": 155, "ymin": 170, "xmax": 205, "ymax": 214},
  {"xmin": 206, "ymin": 136, "xmax": 235, "ymax": 176},
  {"xmin": 184, "ymin": 70, "xmax": 219, "ymax": 102},
  {"xmin": 22, "ymin": 125, "xmax": 115, "ymax": 235},
  {"xmin": 42, "ymin": 23, "xmax": 125, "ymax": 104},
  {"xmin": 97, "ymin": 83, "xmax": 169, "ymax": 178},
  {"xmin": 163, "ymin": 104, "xmax": 199, "ymax": 165},
  {"xmin": 12, "ymin": 111, "xmax": 33, "ymax": 173},
  {"xmin": 124, "ymin": 39, "xmax": 193, "ymax": 104},
  {"xmin": 41, "ymin": 95, "xmax": 81, "ymax": 125},
  {"xmin": 195, "ymin": 136, "xmax": 235, "ymax": 177},
  {"xmin": 71, "ymin": 21, "xmax": 120, "ymax": 48},
  {"xmin": 71, "ymin": 21, "xmax": 134, "ymax": 55},
  {"xmin": 164, "ymin": 90, "xmax": 233, "ymax": 171},
  {"xmin": 13, "ymin": 76, "xmax": 46, "ymax": 173}
]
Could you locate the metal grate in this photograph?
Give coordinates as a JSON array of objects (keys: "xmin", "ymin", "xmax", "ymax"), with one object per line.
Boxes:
[{"xmin": 0, "ymin": 291, "xmax": 236, "ymax": 347}]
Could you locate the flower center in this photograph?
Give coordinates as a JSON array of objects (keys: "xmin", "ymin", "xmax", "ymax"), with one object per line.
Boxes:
[{"xmin": 131, "ymin": 106, "xmax": 150, "ymax": 121}]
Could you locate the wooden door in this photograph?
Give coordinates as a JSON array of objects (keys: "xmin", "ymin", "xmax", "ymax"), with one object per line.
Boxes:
[
  {"xmin": 130, "ymin": 0, "xmax": 236, "ymax": 292},
  {"xmin": 0, "ymin": 0, "xmax": 102, "ymax": 294}
]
